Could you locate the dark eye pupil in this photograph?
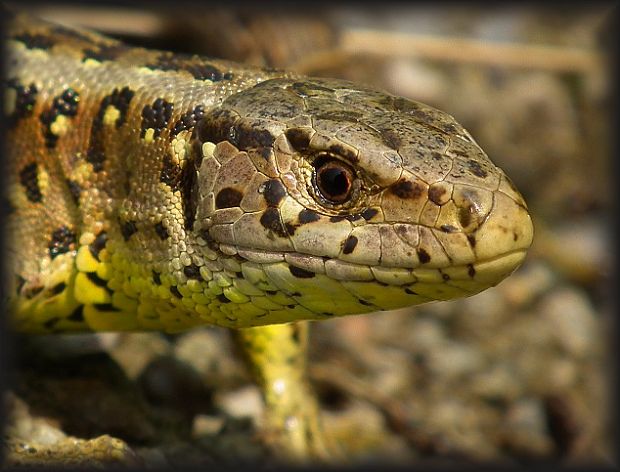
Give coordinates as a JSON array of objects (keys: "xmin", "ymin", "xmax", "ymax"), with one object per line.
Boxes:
[{"xmin": 316, "ymin": 160, "xmax": 353, "ymax": 203}]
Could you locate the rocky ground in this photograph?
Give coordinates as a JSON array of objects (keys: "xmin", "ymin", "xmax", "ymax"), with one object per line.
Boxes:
[{"xmin": 3, "ymin": 4, "xmax": 615, "ymax": 468}]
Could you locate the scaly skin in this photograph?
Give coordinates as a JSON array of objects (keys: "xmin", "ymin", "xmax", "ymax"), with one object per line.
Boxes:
[{"xmin": 4, "ymin": 11, "xmax": 533, "ymax": 462}]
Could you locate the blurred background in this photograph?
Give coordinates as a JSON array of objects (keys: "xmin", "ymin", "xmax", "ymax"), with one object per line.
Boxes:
[{"xmin": 5, "ymin": 3, "xmax": 615, "ymax": 467}]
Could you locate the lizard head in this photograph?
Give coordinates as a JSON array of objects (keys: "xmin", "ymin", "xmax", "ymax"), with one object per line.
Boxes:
[{"xmin": 190, "ymin": 77, "xmax": 533, "ymax": 323}]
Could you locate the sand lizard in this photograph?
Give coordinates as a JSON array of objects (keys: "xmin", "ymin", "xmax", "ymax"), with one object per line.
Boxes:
[{"xmin": 4, "ymin": 10, "xmax": 533, "ymax": 461}]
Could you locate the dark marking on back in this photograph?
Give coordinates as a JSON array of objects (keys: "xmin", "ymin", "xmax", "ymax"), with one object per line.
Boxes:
[
  {"xmin": 154, "ymin": 222, "xmax": 169, "ymax": 240},
  {"xmin": 389, "ymin": 179, "xmax": 425, "ymax": 200},
  {"xmin": 358, "ymin": 299, "xmax": 373, "ymax": 306},
  {"xmin": 141, "ymin": 98, "xmax": 173, "ymax": 138},
  {"xmin": 298, "ymin": 209, "xmax": 321, "ymax": 224},
  {"xmin": 82, "ymin": 44, "xmax": 130, "ymax": 62},
  {"xmin": 289, "ymin": 265, "xmax": 315, "ymax": 278},
  {"xmin": 6, "ymin": 80, "xmax": 37, "ymax": 127},
  {"xmin": 12, "ymin": 32, "xmax": 54, "ymax": 50},
  {"xmin": 160, "ymin": 153, "xmax": 182, "ymax": 191},
  {"xmin": 260, "ymin": 208, "xmax": 288, "ymax": 238},
  {"xmin": 183, "ymin": 264, "xmax": 203, "ymax": 280},
  {"xmin": 66, "ymin": 179, "xmax": 81, "ymax": 205},
  {"xmin": 96, "ymin": 87, "xmax": 135, "ymax": 128},
  {"xmin": 215, "ymin": 187, "xmax": 243, "ymax": 209},
  {"xmin": 146, "ymin": 53, "xmax": 233, "ymax": 81},
  {"xmin": 262, "ymin": 179, "xmax": 287, "ymax": 207},
  {"xmin": 467, "ymin": 264, "xmax": 476, "ymax": 278},
  {"xmin": 342, "ymin": 235, "xmax": 358, "ymax": 255},
  {"xmin": 180, "ymin": 156, "xmax": 199, "ymax": 230},
  {"xmin": 217, "ymin": 293, "xmax": 231, "ymax": 303},
  {"xmin": 404, "ymin": 288, "xmax": 417, "ymax": 295},
  {"xmin": 40, "ymin": 88, "xmax": 80, "ymax": 148},
  {"xmin": 19, "ymin": 163, "xmax": 42, "ymax": 203},
  {"xmin": 48, "ymin": 226, "xmax": 76, "ymax": 259},
  {"xmin": 417, "ymin": 248, "xmax": 431, "ymax": 264},
  {"xmin": 152, "ymin": 270, "xmax": 162, "ymax": 285},
  {"xmin": 173, "ymin": 105, "xmax": 205, "ymax": 136},
  {"xmin": 120, "ymin": 219, "xmax": 138, "ymax": 241}
]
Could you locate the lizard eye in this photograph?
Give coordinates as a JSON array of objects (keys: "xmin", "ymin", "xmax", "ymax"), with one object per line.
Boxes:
[{"xmin": 313, "ymin": 157, "xmax": 355, "ymax": 204}]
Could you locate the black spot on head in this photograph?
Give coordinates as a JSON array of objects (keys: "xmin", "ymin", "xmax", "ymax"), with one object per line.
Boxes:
[
  {"xmin": 389, "ymin": 179, "xmax": 425, "ymax": 199},
  {"xmin": 89, "ymin": 231, "xmax": 108, "ymax": 259},
  {"xmin": 262, "ymin": 179, "xmax": 287, "ymax": 207},
  {"xmin": 120, "ymin": 219, "xmax": 138, "ymax": 241},
  {"xmin": 68, "ymin": 305, "xmax": 85, "ymax": 322},
  {"xmin": 361, "ymin": 208, "xmax": 379, "ymax": 221},
  {"xmin": 298, "ymin": 209, "xmax": 321, "ymax": 224},
  {"xmin": 170, "ymin": 286, "xmax": 183, "ymax": 299},
  {"xmin": 285, "ymin": 222, "xmax": 297, "ymax": 236},
  {"xmin": 66, "ymin": 179, "xmax": 81, "ymax": 205},
  {"xmin": 217, "ymin": 293, "xmax": 231, "ymax": 303},
  {"xmin": 441, "ymin": 272, "xmax": 450, "ymax": 281},
  {"xmin": 141, "ymin": 98, "xmax": 173, "ymax": 138},
  {"xmin": 13, "ymin": 32, "xmax": 54, "ymax": 49},
  {"xmin": 160, "ymin": 153, "xmax": 182, "ymax": 191},
  {"xmin": 428, "ymin": 186, "xmax": 447, "ymax": 205},
  {"xmin": 154, "ymin": 222, "xmax": 169, "ymax": 240},
  {"xmin": 459, "ymin": 205, "xmax": 474, "ymax": 229},
  {"xmin": 48, "ymin": 226, "xmax": 76, "ymax": 259},
  {"xmin": 440, "ymin": 225, "xmax": 458, "ymax": 233},
  {"xmin": 285, "ymin": 128, "xmax": 312, "ymax": 152},
  {"xmin": 417, "ymin": 248, "xmax": 431, "ymax": 264},
  {"xmin": 6, "ymin": 80, "xmax": 37, "ymax": 127},
  {"xmin": 19, "ymin": 163, "xmax": 42, "ymax": 203},
  {"xmin": 231, "ymin": 122, "xmax": 275, "ymax": 151},
  {"xmin": 289, "ymin": 265, "xmax": 315, "ymax": 278},
  {"xmin": 467, "ymin": 159, "xmax": 488, "ymax": 178},
  {"xmin": 342, "ymin": 235, "xmax": 358, "ymax": 255},
  {"xmin": 379, "ymin": 128, "xmax": 402, "ymax": 150},
  {"xmin": 215, "ymin": 187, "xmax": 243, "ymax": 209},
  {"xmin": 183, "ymin": 264, "xmax": 203, "ymax": 280},
  {"xmin": 259, "ymin": 208, "xmax": 288, "ymax": 238},
  {"xmin": 173, "ymin": 105, "xmax": 205, "ymax": 135},
  {"xmin": 329, "ymin": 215, "xmax": 345, "ymax": 223},
  {"xmin": 328, "ymin": 143, "xmax": 358, "ymax": 162}
]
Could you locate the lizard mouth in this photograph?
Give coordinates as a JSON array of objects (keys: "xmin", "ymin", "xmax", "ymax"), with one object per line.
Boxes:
[{"xmin": 232, "ymin": 245, "xmax": 528, "ymax": 301}]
